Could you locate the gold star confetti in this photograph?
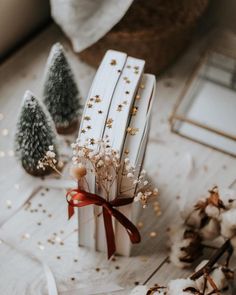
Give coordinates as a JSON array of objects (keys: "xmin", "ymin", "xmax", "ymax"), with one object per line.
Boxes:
[
  {"xmin": 137, "ymin": 221, "xmax": 143, "ymax": 229},
  {"xmin": 134, "ymin": 66, "xmax": 139, "ymax": 70},
  {"xmin": 90, "ymin": 138, "xmax": 95, "ymax": 145},
  {"xmin": 22, "ymin": 233, "xmax": 30, "ymax": 239},
  {"xmin": 106, "ymin": 118, "xmax": 113, "ymax": 129},
  {"xmin": 126, "ymin": 80, "xmax": 131, "ymax": 84},
  {"xmin": 2, "ymin": 129, "xmax": 9, "ymax": 136},
  {"xmin": 81, "ymin": 129, "xmax": 86, "ymax": 134},
  {"xmin": 87, "ymin": 103, "xmax": 93, "ymax": 108},
  {"xmin": 123, "ymin": 77, "xmax": 128, "ymax": 81},
  {"xmin": 90, "ymin": 98, "xmax": 94, "ymax": 102},
  {"xmin": 126, "ymin": 65, "xmax": 131, "ymax": 69},
  {"xmin": 86, "ymin": 125, "xmax": 91, "ymax": 130},
  {"xmin": 131, "ymin": 106, "xmax": 138, "ymax": 116},
  {"xmin": 98, "ymin": 110, "xmax": 103, "ymax": 114},
  {"xmin": 95, "ymin": 97, "xmax": 102, "ymax": 103},
  {"xmin": 110, "ymin": 59, "xmax": 117, "ymax": 66},
  {"xmin": 150, "ymin": 231, "xmax": 157, "ymax": 238},
  {"xmin": 140, "ymin": 84, "xmax": 145, "ymax": 89},
  {"xmin": 127, "ymin": 127, "xmax": 139, "ymax": 135},
  {"xmin": 84, "ymin": 116, "xmax": 91, "ymax": 121},
  {"xmin": 117, "ymin": 104, "xmax": 123, "ymax": 112},
  {"xmin": 134, "ymin": 70, "xmax": 139, "ymax": 74},
  {"xmin": 124, "ymin": 149, "xmax": 129, "ymax": 155}
]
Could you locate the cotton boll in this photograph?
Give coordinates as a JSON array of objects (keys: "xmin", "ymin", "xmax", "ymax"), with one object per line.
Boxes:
[
  {"xmin": 195, "ymin": 261, "xmax": 231, "ymax": 293},
  {"xmin": 199, "ymin": 218, "xmax": 220, "ymax": 240},
  {"xmin": 167, "ymin": 278, "xmax": 197, "ymax": 295},
  {"xmin": 185, "ymin": 209, "xmax": 205, "ymax": 229},
  {"xmin": 219, "ymin": 188, "xmax": 236, "ymax": 209},
  {"xmin": 169, "ymin": 239, "xmax": 194, "ymax": 268},
  {"xmin": 221, "ymin": 208, "xmax": 236, "ymax": 239},
  {"xmin": 168, "ymin": 225, "xmax": 186, "ymax": 246},
  {"xmin": 205, "ymin": 204, "xmax": 220, "ymax": 219}
]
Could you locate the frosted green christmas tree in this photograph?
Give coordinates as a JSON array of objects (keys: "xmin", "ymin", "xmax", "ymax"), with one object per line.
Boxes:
[
  {"xmin": 14, "ymin": 90, "xmax": 58, "ymax": 176},
  {"xmin": 43, "ymin": 43, "xmax": 81, "ymax": 134}
]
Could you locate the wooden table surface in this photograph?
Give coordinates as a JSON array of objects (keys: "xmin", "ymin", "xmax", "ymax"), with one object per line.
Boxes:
[{"xmin": 0, "ymin": 25, "xmax": 235, "ymax": 295}]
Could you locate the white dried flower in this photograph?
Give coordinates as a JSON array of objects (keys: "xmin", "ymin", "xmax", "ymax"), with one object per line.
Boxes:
[
  {"xmin": 143, "ymin": 180, "xmax": 148, "ymax": 186},
  {"xmin": 219, "ymin": 188, "xmax": 236, "ymax": 209},
  {"xmin": 153, "ymin": 188, "xmax": 159, "ymax": 195},
  {"xmin": 49, "ymin": 145, "xmax": 54, "ymax": 151},
  {"xmin": 199, "ymin": 218, "xmax": 220, "ymax": 240},
  {"xmin": 195, "ymin": 260, "xmax": 233, "ymax": 293},
  {"xmin": 96, "ymin": 159, "xmax": 104, "ymax": 168},
  {"xmin": 167, "ymin": 278, "xmax": 197, "ymax": 295},
  {"xmin": 221, "ymin": 208, "xmax": 236, "ymax": 239},
  {"xmin": 124, "ymin": 158, "xmax": 130, "ymax": 164},
  {"xmin": 205, "ymin": 204, "xmax": 220, "ymax": 219},
  {"xmin": 134, "ymin": 192, "xmax": 144, "ymax": 202}
]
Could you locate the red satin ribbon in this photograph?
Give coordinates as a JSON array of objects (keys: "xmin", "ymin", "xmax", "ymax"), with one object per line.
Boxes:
[{"xmin": 66, "ymin": 188, "xmax": 141, "ymax": 259}]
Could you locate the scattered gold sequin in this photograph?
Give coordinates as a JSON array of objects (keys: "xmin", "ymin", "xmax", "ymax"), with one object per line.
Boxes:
[
  {"xmin": 124, "ymin": 149, "xmax": 129, "ymax": 155},
  {"xmin": 81, "ymin": 129, "xmax": 86, "ymax": 134},
  {"xmin": 110, "ymin": 59, "xmax": 117, "ymax": 66},
  {"xmin": 134, "ymin": 66, "xmax": 139, "ymax": 70},
  {"xmin": 22, "ymin": 233, "xmax": 30, "ymax": 239},
  {"xmin": 131, "ymin": 106, "xmax": 138, "ymax": 116},
  {"xmin": 150, "ymin": 231, "xmax": 157, "ymax": 238},
  {"xmin": 90, "ymin": 138, "xmax": 95, "ymax": 145},
  {"xmin": 127, "ymin": 127, "xmax": 139, "ymax": 135},
  {"xmin": 137, "ymin": 221, "xmax": 143, "ymax": 229},
  {"xmin": 87, "ymin": 103, "xmax": 93, "ymax": 108},
  {"xmin": 123, "ymin": 77, "xmax": 128, "ymax": 81},
  {"xmin": 106, "ymin": 118, "xmax": 113, "ymax": 129},
  {"xmin": 140, "ymin": 84, "xmax": 145, "ymax": 89},
  {"xmin": 126, "ymin": 80, "xmax": 131, "ymax": 84},
  {"xmin": 117, "ymin": 104, "xmax": 123, "ymax": 112},
  {"xmin": 98, "ymin": 110, "xmax": 103, "ymax": 114},
  {"xmin": 126, "ymin": 65, "xmax": 131, "ymax": 69},
  {"xmin": 134, "ymin": 70, "xmax": 139, "ymax": 74},
  {"xmin": 95, "ymin": 97, "xmax": 102, "ymax": 103}
]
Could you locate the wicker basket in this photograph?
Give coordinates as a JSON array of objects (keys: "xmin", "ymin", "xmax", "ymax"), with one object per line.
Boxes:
[{"xmin": 79, "ymin": 0, "xmax": 209, "ymax": 74}]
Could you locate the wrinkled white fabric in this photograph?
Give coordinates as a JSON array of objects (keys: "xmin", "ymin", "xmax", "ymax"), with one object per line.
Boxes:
[{"xmin": 50, "ymin": 0, "xmax": 133, "ymax": 52}]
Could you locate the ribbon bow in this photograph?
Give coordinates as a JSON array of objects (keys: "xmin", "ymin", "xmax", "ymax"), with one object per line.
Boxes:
[{"xmin": 66, "ymin": 188, "xmax": 141, "ymax": 259}]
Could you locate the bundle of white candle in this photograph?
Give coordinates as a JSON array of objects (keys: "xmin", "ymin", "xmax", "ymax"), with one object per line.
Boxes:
[{"xmin": 69, "ymin": 50, "xmax": 157, "ymax": 256}]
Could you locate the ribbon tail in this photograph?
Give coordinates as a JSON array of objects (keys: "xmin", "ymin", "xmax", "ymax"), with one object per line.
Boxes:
[
  {"xmin": 68, "ymin": 204, "xmax": 75, "ymax": 220},
  {"xmin": 103, "ymin": 207, "xmax": 116, "ymax": 259},
  {"xmin": 112, "ymin": 208, "xmax": 141, "ymax": 244}
]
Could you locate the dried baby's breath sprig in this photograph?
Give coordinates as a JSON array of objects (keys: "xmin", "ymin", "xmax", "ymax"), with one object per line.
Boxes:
[
  {"xmin": 37, "ymin": 145, "xmax": 62, "ymax": 175},
  {"xmin": 71, "ymin": 138, "xmax": 158, "ymax": 207}
]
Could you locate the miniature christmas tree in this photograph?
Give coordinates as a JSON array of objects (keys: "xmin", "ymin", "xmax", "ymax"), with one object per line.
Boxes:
[
  {"xmin": 43, "ymin": 42, "xmax": 81, "ymax": 134},
  {"xmin": 14, "ymin": 90, "xmax": 59, "ymax": 176}
]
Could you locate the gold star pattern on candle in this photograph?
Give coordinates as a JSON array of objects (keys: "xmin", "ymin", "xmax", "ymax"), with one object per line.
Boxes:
[
  {"xmin": 81, "ymin": 129, "xmax": 86, "ymax": 134},
  {"xmin": 126, "ymin": 65, "xmax": 131, "ymax": 69},
  {"xmin": 140, "ymin": 84, "xmax": 145, "ymax": 89},
  {"xmin": 127, "ymin": 127, "xmax": 139, "ymax": 135},
  {"xmin": 95, "ymin": 96, "xmax": 102, "ymax": 103},
  {"xmin": 90, "ymin": 138, "xmax": 95, "ymax": 145},
  {"xmin": 131, "ymin": 106, "xmax": 138, "ymax": 116},
  {"xmin": 90, "ymin": 98, "xmax": 94, "ymax": 102},
  {"xmin": 98, "ymin": 110, "xmax": 103, "ymax": 114},
  {"xmin": 117, "ymin": 104, "xmax": 123, "ymax": 112},
  {"xmin": 87, "ymin": 103, "xmax": 93, "ymax": 108},
  {"xmin": 110, "ymin": 59, "xmax": 117, "ymax": 66},
  {"xmin": 84, "ymin": 116, "xmax": 91, "ymax": 121},
  {"xmin": 86, "ymin": 125, "xmax": 91, "ymax": 130},
  {"xmin": 106, "ymin": 118, "xmax": 113, "ymax": 129}
]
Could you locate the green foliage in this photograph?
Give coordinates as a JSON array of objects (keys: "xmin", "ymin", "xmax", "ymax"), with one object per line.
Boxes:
[
  {"xmin": 14, "ymin": 91, "xmax": 58, "ymax": 176},
  {"xmin": 43, "ymin": 43, "xmax": 81, "ymax": 130}
]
